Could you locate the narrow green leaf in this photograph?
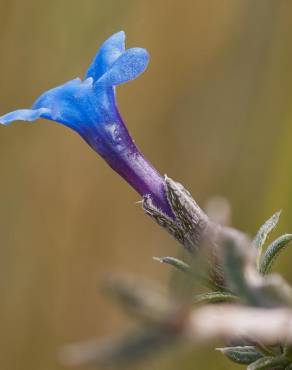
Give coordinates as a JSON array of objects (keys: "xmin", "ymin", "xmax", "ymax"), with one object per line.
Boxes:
[
  {"xmin": 194, "ymin": 291, "xmax": 239, "ymax": 304},
  {"xmin": 253, "ymin": 211, "xmax": 281, "ymax": 250},
  {"xmin": 153, "ymin": 256, "xmax": 190, "ymax": 272},
  {"xmin": 217, "ymin": 346, "xmax": 262, "ymax": 365},
  {"xmin": 153, "ymin": 256, "xmax": 221, "ymax": 291},
  {"xmin": 221, "ymin": 236, "xmax": 292, "ymax": 306},
  {"xmin": 259, "ymin": 234, "xmax": 292, "ymax": 274},
  {"xmin": 248, "ymin": 355, "xmax": 289, "ymax": 370}
]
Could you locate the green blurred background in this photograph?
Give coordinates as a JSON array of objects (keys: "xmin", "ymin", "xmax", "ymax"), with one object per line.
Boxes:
[{"xmin": 1, "ymin": 1, "xmax": 292, "ymax": 369}]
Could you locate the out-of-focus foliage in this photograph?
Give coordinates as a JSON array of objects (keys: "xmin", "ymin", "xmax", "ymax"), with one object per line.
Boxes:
[
  {"xmin": 61, "ymin": 198, "xmax": 292, "ymax": 370},
  {"xmin": 1, "ymin": 1, "xmax": 292, "ymax": 370}
]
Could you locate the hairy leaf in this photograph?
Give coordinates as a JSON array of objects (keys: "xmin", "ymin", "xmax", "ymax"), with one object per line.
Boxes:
[
  {"xmin": 194, "ymin": 291, "xmax": 238, "ymax": 304},
  {"xmin": 248, "ymin": 355, "xmax": 289, "ymax": 370},
  {"xmin": 217, "ymin": 346, "xmax": 262, "ymax": 364},
  {"xmin": 253, "ymin": 211, "xmax": 281, "ymax": 250},
  {"xmin": 153, "ymin": 256, "xmax": 190, "ymax": 272},
  {"xmin": 260, "ymin": 234, "xmax": 292, "ymax": 275},
  {"xmin": 153, "ymin": 256, "xmax": 222, "ymax": 291}
]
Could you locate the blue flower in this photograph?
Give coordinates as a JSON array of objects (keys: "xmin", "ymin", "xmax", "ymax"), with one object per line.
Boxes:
[{"xmin": 0, "ymin": 31, "xmax": 173, "ymax": 217}]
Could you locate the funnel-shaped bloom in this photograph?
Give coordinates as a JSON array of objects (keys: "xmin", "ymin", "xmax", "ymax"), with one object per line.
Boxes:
[{"xmin": 0, "ymin": 31, "xmax": 173, "ymax": 217}]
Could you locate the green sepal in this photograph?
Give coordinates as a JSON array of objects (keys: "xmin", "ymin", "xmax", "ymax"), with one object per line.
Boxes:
[
  {"xmin": 259, "ymin": 234, "xmax": 292, "ymax": 274},
  {"xmin": 217, "ymin": 346, "xmax": 262, "ymax": 365},
  {"xmin": 247, "ymin": 355, "xmax": 289, "ymax": 370}
]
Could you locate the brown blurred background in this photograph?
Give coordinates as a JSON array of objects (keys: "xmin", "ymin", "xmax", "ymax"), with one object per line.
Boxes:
[{"xmin": 1, "ymin": 1, "xmax": 292, "ymax": 369}]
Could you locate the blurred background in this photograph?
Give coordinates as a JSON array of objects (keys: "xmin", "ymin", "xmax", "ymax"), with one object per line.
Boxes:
[{"xmin": 0, "ymin": 1, "xmax": 292, "ymax": 369}]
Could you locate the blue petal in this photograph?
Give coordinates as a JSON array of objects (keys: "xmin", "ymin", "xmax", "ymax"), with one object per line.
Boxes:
[
  {"xmin": 32, "ymin": 78, "xmax": 95, "ymax": 129},
  {"xmin": 85, "ymin": 31, "xmax": 125, "ymax": 81},
  {"xmin": 0, "ymin": 108, "xmax": 51, "ymax": 125},
  {"xmin": 32, "ymin": 77, "xmax": 118, "ymax": 137},
  {"xmin": 95, "ymin": 48, "xmax": 149, "ymax": 87}
]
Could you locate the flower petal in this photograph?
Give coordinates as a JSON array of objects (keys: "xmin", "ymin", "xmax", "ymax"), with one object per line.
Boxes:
[
  {"xmin": 0, "ymin": 108, "xmax": 51, "ymax": 125},
  {"xmin": 32, "ymin": 78, "xmax": 93, "ymax": 127},
  {"xmin": 95, "ymin": 47, "xmax": 149, "ymax": 87},
  {"xmin": 85, "ymin": 31, "xmax": 125, "ymax": 81},
  {"xmin": 32, "ymin": 77, "xmax": 119, "ymax": 136}
]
